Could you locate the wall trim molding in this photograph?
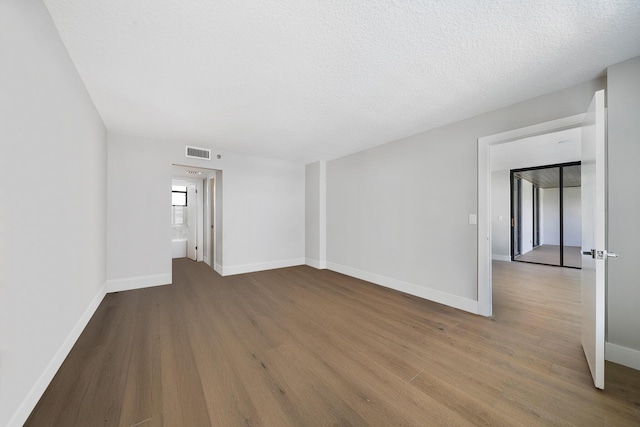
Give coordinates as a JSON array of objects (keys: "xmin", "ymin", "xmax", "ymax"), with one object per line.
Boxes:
[
  {"xmin": 305, "ymin": 258, "xmax": 327, "ymax": 269},
  {"xmin": 606, "ymin": 342, "xmax": 640, "ymax": 371},
  {"xmin": 106, "ymin": 273, "xmax": 171, "ymax": 293},
  {"xmin": 306, "ymin": 258, "xmax": 321, "ymax": 269},
  {"xmin": 222, "ymin": 258, "xmax": 305, "ymax": 276},
  {"xmin": 326, "ymin": 262, "xmax": 479, "ymax": 315},
  {"xmin": 492, "ymin": 255, "xmax": 511, "ymax": 262},
  {"xmin": 214, "ymin": 262, "xmax": 223, "ymax": 275},
  {"xmin": 8, "ymin": 283, "xmax": 107, "ymax": 427}
]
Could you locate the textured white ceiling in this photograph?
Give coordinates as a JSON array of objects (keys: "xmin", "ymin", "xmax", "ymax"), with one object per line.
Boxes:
[{"xmin": 43, "ymin": 0, "xmax": 640, "ymax": 163}]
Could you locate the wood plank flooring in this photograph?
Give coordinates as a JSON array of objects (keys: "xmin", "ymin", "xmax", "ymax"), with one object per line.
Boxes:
[
  {"xmin": 26, "ymin": 259, "xmax": 640, "ymax": 426},
  {"xmin": 515, "ymin": 245, "xmax": 582, "ymax": 268}
]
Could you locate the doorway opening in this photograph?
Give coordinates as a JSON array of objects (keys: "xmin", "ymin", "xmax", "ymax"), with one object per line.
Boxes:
[
  {"xmin": 510, "ymin": 162, "xmax": 582, "ymax": 269},
  {"xmin": 479, "ymin": 90, "xmax": 607, "ymax": 389},
  {"xmin": 170, "ymin": 181, "xmax": 196, "ymax": 260},
  {"xmin": 477, "ymin": 113, "xmax": 585, "ymax": 316},
  {"xmin": 171, "ymin": 165, "xmax": 221, "ymax": 273}
]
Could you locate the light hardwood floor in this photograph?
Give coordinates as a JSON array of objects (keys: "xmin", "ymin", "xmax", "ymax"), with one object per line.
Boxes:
[
  {"xmin": 26, "ymin": 259, "xmax": 640, "ymax": 426},
  {"xmin": 515, "ymin": 244, "xmax": 582, "ymax": 268}
]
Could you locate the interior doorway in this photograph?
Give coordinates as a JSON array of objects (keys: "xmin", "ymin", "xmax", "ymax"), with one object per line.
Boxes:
[
  {"xmin": 477, "ymin": 114, "xmax": 585, "ymax": 316},
  {"xmin": 171, "ymin": 165, "xmax": 220, "ymax": 272},
  {"xmin": 170, "ymin": 181, "xmax": 198, "ymax": 260},
  {"xmin": 510, "ymin": 162, "xmax": 582, "ymax": 269},
  {"xmin": 479, "ymin": 90, "xmax": 609, "ymax": 390}
]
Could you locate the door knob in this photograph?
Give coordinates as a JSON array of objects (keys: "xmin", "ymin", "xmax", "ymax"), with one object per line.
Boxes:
[{"xmin": 583, "ymin": 249, "xmax": 619, "ymax": 259}]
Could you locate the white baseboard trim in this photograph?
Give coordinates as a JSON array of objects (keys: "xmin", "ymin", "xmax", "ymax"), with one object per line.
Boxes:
[
  {"xmin": 305, "ymin": 258, "xmax": 327, "ymax": 269},
  {"xmin": 492, "ymin": 255, "xmax": 511, "ymax": 262},
  {"xmin": 606, "ymin": 342, "xmax": 640, "ymax": 371},
  {"xmin": 106, "ymin": 273, "xmax": 172, "ymax": 293},
  {"xmin": 222, "ymin": 258, "xmax": 306, "ymax": 276},
  {"xmin": 214, "ymin": 262, "xmax": 223, "ymax": 275},
  {"xmin": 8, "ymin": 283, "xmax": 107, "ymax": 427},
  {"xmin": 326, "ymin": 262, "xmax": 479, "ymax": 314}
]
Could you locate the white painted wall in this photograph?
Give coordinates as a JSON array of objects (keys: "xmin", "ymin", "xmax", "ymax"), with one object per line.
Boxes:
[
  {"xmin": 305, "ymin": 161, "xmax": 327, "ymax": 268},
  {"xmin": 107, "ymin": 136, "xmax": 172, "ymax": 290},
  {"xmin": 607, "ymin": 56, "xmax": 640, "ymax": 369},
  {"xmin": 0, "ymin": 1, "xmax": 107, "ymax": 425},
  {"xmin": 563, "ymin": 187, "xmax": 582, "ymax": 247},
  {"xmin": 324, "ymin": 77, "xmax": 604, "ymax": 314},
  {"xmin": 305, "ymin": 162, "xmax": 320, "ymax": 264},
  {"xmin": 521, "ymin": 180, "xmax": 534, "ymax": 254},
  {"xmin": 491, "ymin": 170, "xmax": 510, "ymax": 260},
  {"xmin": 107, "ymin": 133, "xmax": 305, "ymax": 285},
  {"xmin": 541, "ymin": 188, "xmax": 561, "ymax": 245},
  {"xmin": 539, "ymin": 187, "xmax": 581, "ymax": 247}
]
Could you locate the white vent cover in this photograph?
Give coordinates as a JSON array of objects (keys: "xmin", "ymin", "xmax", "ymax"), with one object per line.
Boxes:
[{"xmin": 185, "ymin": 146, "xmax": 211, "ymax": 160}]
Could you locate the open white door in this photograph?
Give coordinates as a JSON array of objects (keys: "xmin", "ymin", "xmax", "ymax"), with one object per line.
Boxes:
[
  {"xmin": 581, "ymin": 89, "xmax": 608, "ymax": 389},
  {"xmin": 187, "ymin": 185, "xmax": 197, "ymax": 261}
]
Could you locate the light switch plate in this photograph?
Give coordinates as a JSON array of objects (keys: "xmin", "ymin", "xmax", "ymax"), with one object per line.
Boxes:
[{"xmin": 469, "ymin": 214, "xmax": 477, "ymax": 225}]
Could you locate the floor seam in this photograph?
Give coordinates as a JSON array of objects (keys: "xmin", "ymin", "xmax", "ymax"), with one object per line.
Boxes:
[
  {"xmin": 407, "ymin": 369, "xmax": 423, "ymax": 384},
  {"xmin": 131, "ymin": 417, "xmax": 152, "ymax": 427}
]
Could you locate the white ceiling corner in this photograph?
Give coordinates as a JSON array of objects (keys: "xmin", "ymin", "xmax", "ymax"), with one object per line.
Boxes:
[{"xmin": 43, "ymin": 0, "xmax": 640, "ymax": 164}]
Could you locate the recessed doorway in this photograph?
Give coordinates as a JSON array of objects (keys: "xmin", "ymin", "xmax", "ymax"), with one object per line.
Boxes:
[{"xmin": 171, "ymin": 164, "xmax": 221, "ymax": 273}]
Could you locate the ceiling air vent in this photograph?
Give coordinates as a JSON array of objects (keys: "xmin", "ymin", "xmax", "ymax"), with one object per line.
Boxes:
[{"xmin": 185, "ymin": 146, "xmax": 211, "ymax": 160}]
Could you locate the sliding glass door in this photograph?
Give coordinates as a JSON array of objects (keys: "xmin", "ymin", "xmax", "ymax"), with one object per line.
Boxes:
[
  {"xmin": 510, "ymin": 162, "xmax": 581, "ymax": 269},
  {"xmin": 511, "ymin": 176, "xmax": 521, "ymax": 258}
]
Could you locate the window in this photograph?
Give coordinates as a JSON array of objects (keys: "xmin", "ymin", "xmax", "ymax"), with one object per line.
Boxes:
[{"xmin": 172, "ymin": 185, "xmax": 187, "ymax": 206}]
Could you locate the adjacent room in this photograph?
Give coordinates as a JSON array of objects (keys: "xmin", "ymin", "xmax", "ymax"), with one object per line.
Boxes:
[
  {"xmin": 510, "ymin": 163, "xmax": 582, "ymax": 268},
  {"xmin": 2, "ymin": 0, "xmax": 640, "ymax": 426}
]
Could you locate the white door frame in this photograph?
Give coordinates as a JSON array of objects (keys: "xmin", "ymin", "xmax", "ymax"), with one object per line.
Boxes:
[
  {"xmin": 204, "ymin": 175, "xmax": 216, "ymax": 268},
  {"xmin": 477, "ymin": 113, "xmax": 585, "ymax": 316},
  {"xmin": 186, "ymin": 184, "xmax": 198, "ymax": 260}
]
